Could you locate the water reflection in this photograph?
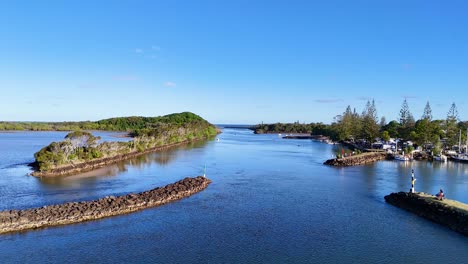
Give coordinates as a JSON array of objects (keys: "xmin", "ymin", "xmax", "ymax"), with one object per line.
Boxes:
[{"xmin": 38, "ymin": 139, "xmax": 211, "ymax": 187}]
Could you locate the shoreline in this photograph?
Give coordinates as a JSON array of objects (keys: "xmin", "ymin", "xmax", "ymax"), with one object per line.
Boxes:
[
  {"xmin": 0, "ymin": 176, "xmax": 211, "ymax": 234},
  {"xmin": 31, "ymin": 137, "xmax": 213, "ymax": 177}
]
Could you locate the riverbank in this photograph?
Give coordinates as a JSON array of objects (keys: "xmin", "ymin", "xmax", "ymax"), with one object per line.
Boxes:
[
  {"xmin": 384, "ymin": 192, "xmax": 468, "ymax": 236},
  {"xmin": 0, "ymin": 176, "xmax": 211, "ymax": 234},
  {"xmin": 324, "ymin": 152, "xmax": 388, "ymax": 166},
  {"xmin": 31, "ymin": 138, "xmax": 213, "ymax": 177}
]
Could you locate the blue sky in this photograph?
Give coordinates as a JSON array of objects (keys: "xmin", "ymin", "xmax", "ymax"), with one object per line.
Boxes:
[{"xmin": 1, "ymin": 0, "xmax": 467, "ymax": 124}]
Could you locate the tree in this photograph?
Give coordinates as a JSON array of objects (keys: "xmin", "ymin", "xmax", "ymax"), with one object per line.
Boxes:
[
  {"xmin": 379, "ymin": 116, "xmax": 387, "ymax": 127},
  {"xmin": 336, "ymin": 105, "xmax": 355, "ymax": 140},
  {"xmin": 360, "ymin": 100, "xmax": 380, "ymax": 146},
  {"xmin": 398, "ymin": 99, "xmax": 415, "ymax": 139},
  {"xmin": 381, "ymin": 131, "xmax": 390, "ymax": 142},
  {"xmin": 381, "ymin": 120, "xmax": 400, "ymax": 138},
  {"xmin": 413, "ymin": 118, "xmax": 433, "ymax": 147},
  {"xmin": 422, "ymin": 101, "xmax": 433, "ymax": 121},
  {"xmin": 445, "ymin": 102, "xmax": 459, "ymax": 147},
  {"xmin": 350, "ymin": 108, "xmax": 362, "ymax": 140}
]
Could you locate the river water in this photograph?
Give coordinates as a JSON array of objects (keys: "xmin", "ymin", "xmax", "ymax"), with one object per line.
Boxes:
[{"xmin": 0, "ymin": 129, "xmax": 467, "ymax": 263}]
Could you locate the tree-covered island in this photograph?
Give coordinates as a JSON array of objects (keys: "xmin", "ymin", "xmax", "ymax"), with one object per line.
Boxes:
[{"xmin": 31, "ymin": 112, "xmax": 218, "ymax": 176}]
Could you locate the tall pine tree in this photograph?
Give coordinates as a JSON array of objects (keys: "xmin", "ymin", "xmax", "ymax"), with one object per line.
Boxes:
[
  {"xmin": 445, "ymin": 102, "xmax": 459, "ymax": 147},
  {"xmin": 422, "ymin": 101, "xmax": 432, "ymax": 121},
  {"xmin": 360, "ymin": 100, "xmax": 379, "ymax": 146},
  {"xmin": 398, "ymin": 99, "xmax": 415, "ymax": 139}
]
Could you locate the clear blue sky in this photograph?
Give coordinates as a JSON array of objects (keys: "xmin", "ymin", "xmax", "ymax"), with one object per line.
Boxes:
[{"xmin": 1, "ymin": 0, "xmax": 467, "ymax": 124}]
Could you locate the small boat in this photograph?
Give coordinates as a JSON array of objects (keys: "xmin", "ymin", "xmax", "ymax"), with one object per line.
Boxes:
[
  {"xmin": 394, "ymin": 154, "xmax": 410, "ymax": 161},
  {"xmin": 433, "ymin": 154, "xmax": 447, "ymax": 162},
  {"xmin": 452, "ymin": 154, "xmax": 468, "ymax": 163}
]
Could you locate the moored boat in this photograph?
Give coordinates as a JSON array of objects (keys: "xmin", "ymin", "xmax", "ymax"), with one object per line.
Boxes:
[
  {"xmin": 434, "ymin": 154, "xmax": 447, "ymax": 162},
  {"xmin": 451, "ymin": 154, "xmax": 468, "ymax": 163},
  {"xmin": 394, "ymin": 154, "xmax": 410, "ymax": 161}
]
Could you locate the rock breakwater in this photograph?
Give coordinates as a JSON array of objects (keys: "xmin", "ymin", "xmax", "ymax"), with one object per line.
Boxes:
[
  {"xmin": 0, "ymin": 176, "xmax": 211, "ymax": 234},
  {"xmin": 385, "ymin": 192, "xmax": 468, "ymax": 236},
  {"xmin": 324, "ymin": 152, "xmax": 387, "ymax": 166}
]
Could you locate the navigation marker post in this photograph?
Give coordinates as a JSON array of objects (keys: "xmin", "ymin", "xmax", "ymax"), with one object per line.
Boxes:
[{"xmin": 411, "ymin": 169, "xmax": 416, "ymax": 193}]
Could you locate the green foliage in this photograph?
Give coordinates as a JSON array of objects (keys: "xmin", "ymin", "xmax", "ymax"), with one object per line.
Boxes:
[
  {"xmin": 360, "ymin": 100, "xmax": 380, "ymax": 144},
  {"xmin": 254, "ymin": 122, "xmax": 314, "ymax": 134},
  {"xmin": 381, "ymin": 131, "xmax": 390, "ymax": 142},
  {"xmin": 33, "ymin": 112, "xmax": 217, "ymax": 171},
  {"xmin": 445, "ymin": 103, "xmax": 459, "ymax": 147},
  {"xmin": 0, "ymin": 112, "xmax": 208, "ymax": 133}
]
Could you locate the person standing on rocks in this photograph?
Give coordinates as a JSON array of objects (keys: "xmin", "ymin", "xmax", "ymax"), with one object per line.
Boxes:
[{"xmin": 410, "ymin": 169, "xmax": 416, "ymax": 193}]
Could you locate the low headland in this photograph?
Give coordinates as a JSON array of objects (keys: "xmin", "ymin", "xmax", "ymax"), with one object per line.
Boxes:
[
  {"xmin": 30, "ymin": 112, "xmax": 219, "ymax": 177},
  {"xmin": 384, "ymin": 192, "xmax": 468, "ymax": 236},
  {"xmin": 0, "ymin": 176, "xmax": 211, "ymax": 234}
]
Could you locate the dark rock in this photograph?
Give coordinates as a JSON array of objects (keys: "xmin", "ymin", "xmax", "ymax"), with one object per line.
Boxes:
[
  {"xmin": 324, "ymin": 152, "xmax": 387, "ymax": 166},
  {"xmin": 0, "ymin": 176, "xmax": 212, "ymax": 234}
]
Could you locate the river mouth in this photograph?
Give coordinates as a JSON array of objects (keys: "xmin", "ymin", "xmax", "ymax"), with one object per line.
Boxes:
[{"xmin": 0, "ymin": 129, "xmax": 467, "ymax": 262}]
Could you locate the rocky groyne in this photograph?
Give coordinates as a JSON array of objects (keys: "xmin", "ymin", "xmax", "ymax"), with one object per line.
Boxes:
[
  {"xmin": 324, "ymin": 152, "xmax": 387, "ymax": 166},
  {"xmin": 0, "ymin": 176, "xmax": 211, "ymax": 234},
  {"xmin": 32, "ymin": 140, "xmax": 204, "ymax": 177},
  {"xmin": 384, "ymin": 192, "xmax": 468, "ymax": 236},
  {"xmin": 282, "ymin": 135, "xmax": 314, "ymax": 139}
]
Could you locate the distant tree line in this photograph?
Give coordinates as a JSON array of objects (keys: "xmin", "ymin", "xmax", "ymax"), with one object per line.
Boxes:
[
  {"xmin": 331, "ymin": 100, "xmax": 466, "ymax": 149},
  {"xmin": 254, "ymin": 100, "xmax": 467, "ymax": 150},
  {"xmin": 0, "ymin": 112, "xmax": 208, "ymax": 133}
]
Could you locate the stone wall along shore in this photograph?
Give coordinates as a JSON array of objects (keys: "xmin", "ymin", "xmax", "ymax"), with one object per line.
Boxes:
[
  {"xmin": 324, "ymin": 152, "xmax": 387, "ymax": 166},
  {"xmin": 0, "ymin": 176, "xmax": 211, "ymax": 234},
  {"xmin": 385, "ymin": 192, "xmax": 468, "ymax": 236}
]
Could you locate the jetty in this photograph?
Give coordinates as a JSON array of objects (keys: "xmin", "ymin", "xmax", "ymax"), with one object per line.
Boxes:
[
  {"xmin": 324, "ymin": 152, "xmax": 387, "ymax": 166},
  {"xmin": 385, "ymin": 192, "xmax": 468, "ymax": 236},
  {"xmin": 0, "ymin": 176, "xmax": 211, "ymax": 234}
]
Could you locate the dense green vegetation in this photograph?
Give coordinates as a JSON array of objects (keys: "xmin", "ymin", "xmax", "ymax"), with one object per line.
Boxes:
[
  {"xmin": 255, "ymin": 100, "xmax": 467, "ymax": 150},
  {"xmin": 33, "ymin": 112, "xmax": 218, "ymax": 171},
  {"xmin": 1, "ymin": 112, "xmax": 212, "ymax": 132},
  {"xmin": 333, "ymin": 100, "xmax": 467, "ymax": 149}
]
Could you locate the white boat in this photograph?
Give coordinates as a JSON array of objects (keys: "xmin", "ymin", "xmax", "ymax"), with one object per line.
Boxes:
[
  {"xmin": 451, "ymin": 128, "xmax": 468, "ymax": 163},
  {"xmin": 433, "ymin": 154, "xmax": 447, "ymax": 162},
  {"xmin": 452, "ymin": 154, "xmax": 468, "ymax": 163},
  {"xmin": 394, "ymin": 154, "xmax": 410, "ymax": 161}
]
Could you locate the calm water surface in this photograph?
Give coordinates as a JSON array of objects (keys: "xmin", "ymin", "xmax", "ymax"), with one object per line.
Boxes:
[{"xmin": 0, "ymin": 129, "xmax": 467, "ymax": 263}]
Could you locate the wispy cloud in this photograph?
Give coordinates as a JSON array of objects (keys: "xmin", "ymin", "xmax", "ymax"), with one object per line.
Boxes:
[
  {"xmin": 152, "ymin": 45, "xmax": 161, "ymax": 51},
  {"xmin": 164, "ymin": 81, "xmax": 176, "ymax": 87},
  {"xmin": 135, "ymin": 48, "xmax": 143, "ymax": 53},
  {"xmin": 114, "ymin": 75, "xmax": 139, "ymax": 81},
  {"xmin": 314, "ymin": 98, "xmax": 342, "ymax": 103}
]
